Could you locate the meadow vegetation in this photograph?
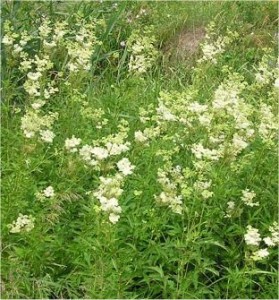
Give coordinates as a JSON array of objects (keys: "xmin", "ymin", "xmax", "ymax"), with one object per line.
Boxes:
[{"xmin": 1, "ymin": 1, "xmax": 278, "ymax": 298}]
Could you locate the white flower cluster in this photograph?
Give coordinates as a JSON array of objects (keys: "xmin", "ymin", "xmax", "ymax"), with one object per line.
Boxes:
[
  {"xmin": 225, "ymin": 201, "xmax": 235, "ymax": 218},
  {"xmin": 78, "ymin": 101, "xmax": 107, "ymax": 129},
  {"xmin": 36, "ymin": 186, "xmax": 55, "ymax": 201},
  {"xmin": 65, "ymin": 136, "xmax": 82, "ymax": 153},
  {"xmin": 92, "ymin": 157, "xmax": 134, "ymax": 224},
  {"xmin": 254, "ymin": 50, "xmax": 277, "ymax": 86},
  {"xmin": 2, "ymin": 20, "xmax": 61, "ymax": 144},
  {"xmin": 244, "ymin": 225, "xmax": 262, "ymax": 246},
  {"xmin": 155, "ymin": 165, "xmax": 184, "ymax": 214},
  {"xmin": 2, "ymin": 21, "xmax": 32, "ymax": 55},
  {"xmin": 191, "ymin": 143, "xmax": 222, "ymax": 161},
  {"xmin": 65, "ymin": 120, "xmax": 131, "ymax": 167},
  {"xmin": 241, "ymin": 189, "xmax": 259, "ymax": 207},
  {"xmin": 198, "ymin": 22, "xmax": 239, "ymax": 64},
  {"xmin": 127, "ymin": 27, "xmax": 159, "ymax": 74},
  {"xmin": 8, "ymin": 214, "xmax": 35, "ymax": 233},
  {"xmin": 193, "ymin": 179, "xmax": 213, "ymax": 199},
  {"xmin": 156, "ymin": 102, "xmax": 177, "ymax": 122},
  {"xmin": 263, "ymin": 222, "xmax": 279, "ymax": 247},
  {"xmin": 117, "ymin": 158, "xmax": 135, "ymax": 176},
  {"xmin": 66, "ymin": 21, "xmax": 101, "ymax": 72},
  {"xmin": 244, "ymin": 223, "xmax": 278, "ymax": 261},
  {"xmin": 258, "ymin": 103, "xmax": 277, "ymax": 144},
  {"xmin": 93, "ymin": 174, "xmax": 124, "ymax": 224},
  {"xmin": 36, "ymin": 16, "xmax": 101, "ymax": 72},
  {"xmin": 21, "ymin": 110, "xmax": 58, "ymax": 143}
]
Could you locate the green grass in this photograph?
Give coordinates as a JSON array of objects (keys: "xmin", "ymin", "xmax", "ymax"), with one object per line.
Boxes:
[{"xmin": 1, "ymin": 1, "xmax": 278, "ymax": 299}]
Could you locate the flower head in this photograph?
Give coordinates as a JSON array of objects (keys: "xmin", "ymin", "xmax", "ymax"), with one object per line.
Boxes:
[
  {"xmin": 117, "ymin": 158, "xmax": 135, "ymax": 176},
  {"xmin": 244, "ymin": 225, "xmax": 261, "ymax": 246}
]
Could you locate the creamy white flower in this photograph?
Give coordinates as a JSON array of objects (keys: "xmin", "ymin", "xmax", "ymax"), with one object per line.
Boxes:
[
  {"xmin": 109, "ymin": 213, "xmax": 120, "ymax": 224},
  {"xmin": 65, "ymin": 136, "xmax": 81, "ymax": 152},
  {"xmin": 191, "ymin": 143, "xmax": 221, "ymax": 161},
  {"xmin": 43, "ymin": 40, "xmax": 56, "ymax": 49},
  {"xmin": 91, "ymin": 147, "xmax": 109, "ymax": 160},
  {"xmin": 201, "ymin": 190, "xmax": 213, "ymax": 199},
  {"xmin": 225, "ymin": 201, "xmax": 235, "ymax": 218},
  {"xmin": 198, "ymin": 113, "xmax": 212, "ymax": 126},
  {"xmin": 106, "ymin": 142, "xmax": 130, "ymax": 155},
  {"xmin": 264, "ymin": 222, "xmax": 279, "ymax": 247},
  {"xmin": 134, "ymin": 130, "xmax": 148, "ymax": 143},
  {"xmin": 43, "ymin": 186, "xmax": 55, "ymax": 198},
  {"xmin": 9, "ymin": 214, "xmax": 35, "ymax": 233},
  {"xmin": 244, "ymin": 225, "xmax": 261, "ymax": 246},
  {"xmin": 232, "ymin": 134, "xmax": 249, "ymax": 154},
  {"xmin": 2, "ymin": 35, "xmax": 14, "ymax": 45},
  {"xmin": 40, "ymin": 129, "xmax": 55, "ymax": 143},
  {"xmin": 27, "ymin": 72, "xmax": 42, "ymax": 81},
  {"xmin": 31, "ymin": 101, "xmax": 45, "ymax": 110},
  {"xmin": 157, "ymin": 103, "xmax": 176, "ymax": 121},
  {"xmin": 13, "ymin": 44, "xmax": 23, "ymax": 53},
  {"xmin": 251, "ymin": 248, "xmax": 269, "ymax": 261},
  {"xmin": 263, "ymin": 237, "xmax": 275, "ymax": 247},
  {"xmin": 188, "ymin": 102, "xmax": 208, "ymax": 113},
  {"xmin": 241, "ymin": 189, "xmax": 259, "ymax": 207},
  {"xmin": 20, "ymin": 59, "xmax": 33, "ymax": 71},
  {"xmin": 117, "ymin": 158, "xmax": 135, "ymax": 176},
  {"xmin": 79, "ymin": 145, "xmax": 93, "ymax": 161}
]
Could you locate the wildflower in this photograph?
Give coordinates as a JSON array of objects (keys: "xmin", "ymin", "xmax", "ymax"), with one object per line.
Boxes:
[
  {"xmin": 31, "ymin": 101, "xmax": 45, "ymax": 110},
  {"xmin": 188, "ymin": 102, "xmax": 208, "ymax": 113},
  {"xmin": 91, "ymin": 147, "xmax": 109, "ymax": 160},
  {"xmin": 155, "ymin": 192, "xmax": 183, "ymax": 214},
  {"xmin": 27, "ymin": 72, "xmax": 42, "ymax": 81},
  {"xmin": 225, "ymin": 201, "xmax": 235, "ymax": 218},
  {"xmin": 65, "ymin": 136, "xmax": 81, "ymax": 152},
  {"xmin": 155, "ymin": 165, "xmax": 184, "ymax": 214},
  {"xmin": 106, "ymin": 142, "xmax": 130, "ymax": 156},
  {"xmin": 263, "ymin": 222, "xmax": 279, "ymax": 247},
  {"xmin": 93, "ymin": 173, "xmax": 125, "ymax": 224},
  {"xmin": 79, "ymin": 145, "xmax": 93, "ymax": 161},
  {"xmin": 232, "ymin": 134, "xmax": 249, "ymax": 155},
  {"xmin": 241, "ymin": 189, "xmax": 259, "ymax": 207},
  {"xmin": 251, "ymin": 248, "xmax": 269, "ymax": 261},
  {"xmin": 40, "ymin": 129, "xmax": 55, "ymax": 143},
  {"xmin": 201, "ymin": 190, "xmax": 213, "ymax": 199},
  {"xmin": 157, "ymin": 102, "xmax": 177, "ymax": 121},
  {"xmin": 13, "ymin": 44, "xmax": 23, "ymax": 53},
  {"xmin": 117, "ymin": 158, "xmax": 135, "ymax": 176},
  {"xmin": 127, "ymin": 28, "xmax": 158, "ymax": 75},
  {"xmin": 120, "ymin": 41, "xmax": 126, "ymax": 47},
  {"xmin": 21, "ymin": 110, "xmax": 58, "ymax": 139},
  {"xmin": 109, "ymin": 213, "xmax": 120, "ymax": 224},
  {"xmin": 244, "ymin": 225, "xmax": 261, "ymax": 246},
  {"xmin": 191, "ymin": 143, "xmax": 221, "ymax": 161},
  {"xmin": 43, "ymin": 186, "xmax": 55, "ymax": 198},
  {"xmin": 134, "ymin": 130, "xmax": 148, "ymax": 143},
  {"xmin": 263, "ymin": 237, "xmax": 275, "ymax": 247},
  {"xmin": 8, "ymin": 214, "xmax": 35, "ymax": 233},
  {"xmin": 2, "ymin": 35, "xmax": 14, "ymax": 45},
  {"xmin": 134, "ymin": 190, "xmax": 143, "ymax": 196}
]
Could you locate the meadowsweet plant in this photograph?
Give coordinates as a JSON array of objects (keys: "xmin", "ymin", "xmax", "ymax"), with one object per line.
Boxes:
[
  {"xmin": 92, "ymin": 173, "xmax": 125, "ymax": 224},
  {"xmin": 2, "ymin": 1, "xmax": 278, "ymax": 299},
  {"xmin": 127, "ymin": 26, "xmax": 159, "ymax": 74},
  {"xmin": 8, "ymin": 214, "xmax": 35, "ymax": 233},
  {"xmin": 198, "ymin": 21, "xmax": 239, "ymax": 64}
]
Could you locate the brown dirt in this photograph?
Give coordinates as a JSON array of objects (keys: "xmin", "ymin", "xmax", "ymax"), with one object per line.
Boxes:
[{"xmin": 163, "ymin": 26, "xmax": 205, "ymax": 63}]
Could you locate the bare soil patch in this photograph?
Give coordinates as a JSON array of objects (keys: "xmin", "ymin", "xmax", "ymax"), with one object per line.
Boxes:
[{"xmin": 163, "ymin": 26, "xmax": 205, "ymax": 63}]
